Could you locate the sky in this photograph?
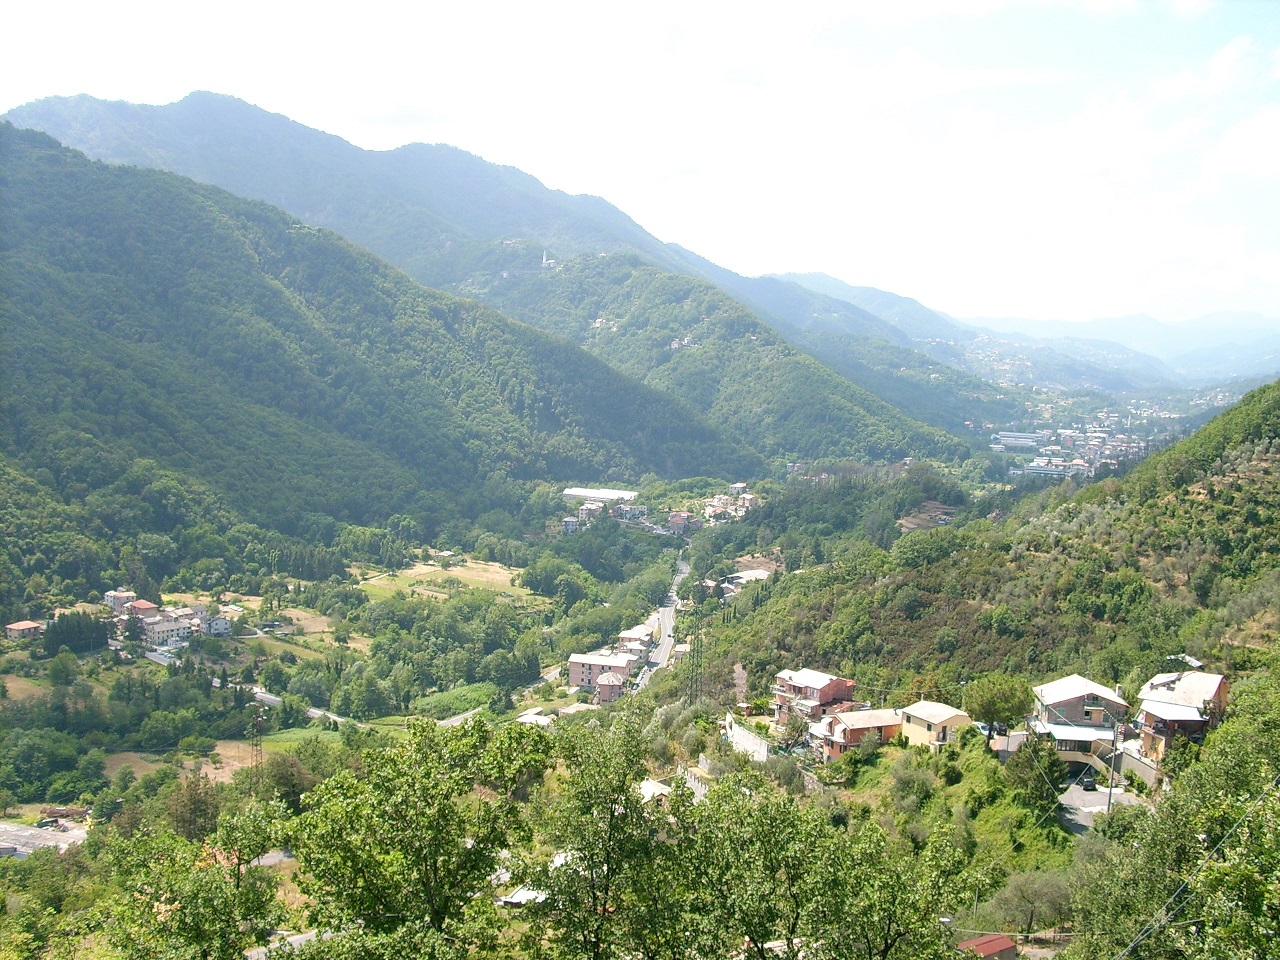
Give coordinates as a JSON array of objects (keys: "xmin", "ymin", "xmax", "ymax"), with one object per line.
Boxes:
[{"xmin": 5, "ymin": 0, "xmax": 1280, "ymax": 326}]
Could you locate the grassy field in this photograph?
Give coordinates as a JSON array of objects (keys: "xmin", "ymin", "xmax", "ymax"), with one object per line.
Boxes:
[
  {"xmin": 2, "ymin": 674, "xmax": 46, "ymax": 701},
  {"xmin": 261, "ymin": 728, "xmax": 345, "ymax": 749},
  {"xmin": 102, "ymin": 750, "xmax": 168, "ymax": 781},
  {"xmin": 359, "ymin": 559, "xmax": 534, "ymax": 601}
]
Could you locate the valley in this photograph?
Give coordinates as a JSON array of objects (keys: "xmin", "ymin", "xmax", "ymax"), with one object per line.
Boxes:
[{"xmin": 1, "ymin": 99, "xmax": 1279, "ymax": 960}]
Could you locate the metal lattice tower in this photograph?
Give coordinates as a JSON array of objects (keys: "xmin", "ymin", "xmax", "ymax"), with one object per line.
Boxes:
[{"xmin": 685, "ymin": 627, "xmax": 704, "ymax": 702}]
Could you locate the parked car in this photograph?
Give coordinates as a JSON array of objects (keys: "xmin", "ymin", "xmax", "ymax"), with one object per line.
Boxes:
[{"xmin": 1081, "ymin": 773, "xmax": 1098, "ymax": 791}]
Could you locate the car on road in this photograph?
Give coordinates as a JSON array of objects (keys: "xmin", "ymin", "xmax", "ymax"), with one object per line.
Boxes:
[{"xmin": 1081, "ymin": 773, "xmax": 1097, "ymax": 791}]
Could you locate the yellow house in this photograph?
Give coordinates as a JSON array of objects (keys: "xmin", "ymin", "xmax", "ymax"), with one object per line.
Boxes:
[{"xmin": 900, "ymin": 700, "xmax": 971, "ymax": 751}]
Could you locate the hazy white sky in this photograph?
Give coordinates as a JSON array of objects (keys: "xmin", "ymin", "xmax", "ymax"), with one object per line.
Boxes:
[{"xmin": 5, "ymin": 0, "xmax": 1280, "ymax": 324}]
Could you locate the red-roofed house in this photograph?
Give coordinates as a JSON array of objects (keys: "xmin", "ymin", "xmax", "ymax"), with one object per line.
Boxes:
[
  {"xmin": 124, "ymin": 599, "xmax": 159, "ymax": 618},
  {"xmin": 5, "ymin": 620, "xmax": 43, "ymax": 642},
  {"xmin": 957, "ymin": 933, "xmax": 1017, "ymax": 960}
]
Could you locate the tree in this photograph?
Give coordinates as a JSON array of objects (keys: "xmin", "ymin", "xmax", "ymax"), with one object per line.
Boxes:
[
  {"xmin": 965, "ymin": 675, "xmax": 1033, "ymax": 743},
  {"xmin": 46, "ymin": 651, "xmax": 80, "ymax": 687},
  {"xmin": 692, "ymin": 773, "xmax": 828, "ymax": 960},
  {"xmin": 101, "ymin": 820, "xmax": 282, "ymax": 960},
  {"xmin": 166, "ymin": 771, "xmax": 223, "ymax": 842},
  {"xmin": 523, "ymin": 713, "xmax": 696, "ymax": 960},
  {"xmin": 987, "ymin": 868, "xmax": 1072, "ymax": 935},
  {"xmin": 803, "ymin": 822, "xmax": 962, "ymax": 960},
  {"xmin": 1003, "ymin": 734, "xmax": 1067, "ymax": 817},
  {"xmin": 293, "ymin": 717, "xmax": 547, "ymax": 943}
]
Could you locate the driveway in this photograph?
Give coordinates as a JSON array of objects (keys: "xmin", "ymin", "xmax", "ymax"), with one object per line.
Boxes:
[{"xmin": 1059, "ymin": 782, "xmax": 1142, "ymax": 833}]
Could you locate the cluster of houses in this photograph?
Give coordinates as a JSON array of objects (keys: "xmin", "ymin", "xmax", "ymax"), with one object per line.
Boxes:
[
  {"xmin": 702, "ymin": 482, "xmax": 759, "ymax": 521},
  {"xmin": 560, "ymin": 482, "xmax": 759, "ymax": 536},
  {"xmin": 759, "ymin": 660, "xmax": 1227, "ymax": 785},
  {"xmin": 1028, "ymin": 662, "xmax": 1227, "ymax": 786},
  {"xmin": 769, "ymin": 668, "xmax": 975, "ymax": 759},
  {"xmin": 6, "ymin": 587, "xmax": 236, "ymax": 657},
  {"xmin": 991, "ymin": 424, "xmax": 1153, "ymax": 479},
  {"xmin": 103, "ymin": 588, "xmax": 232, "ymax": 649},
  {"xmin": 566, "ymin": 622, "xmax": 660, "ymax": 704},
  {"xmin": 560, "ymin": 487, "xmax": 646, "ymax": 534}
]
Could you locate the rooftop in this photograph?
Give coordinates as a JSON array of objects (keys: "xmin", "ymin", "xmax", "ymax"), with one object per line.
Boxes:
[
  {"xmin": 831, "ymin": 707, "xmax": 901, "ymax": 730},
  {"xmin": 1035, "ymin": 673, "xmax": 1128, "ymax": 708},
  {"xmin": 1139, "ymin": 671, "xmax": 1225, "ymax": 709},
  {"xmin": 901, "ymin": 700, "xmax": 968, "ymax": 725},
  {"xmin": 776, "ymin": 668, "xmax": 842, "ymax": 690},
  {"xmin": 1139, "ymin": 699, "xmax": 1207, "ymax": 723},
  {"xmin": 1029, "ymin": 718, "xmax": 1117, "ymax": 742}
]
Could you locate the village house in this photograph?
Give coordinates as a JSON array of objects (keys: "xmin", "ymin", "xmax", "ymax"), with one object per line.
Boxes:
[
  {"xmin": 772, "ymin": 668, "xmax": 856, "ymax": 725},
  {"xmin": 809, "ymin": 708, "xmax": 901, "ymax": 761},
  {"xmin": 143, "ymin": 616, "xmax": 191, "ymax": 647},
  {"xmin": 514, "ymin": 708, "xmax": 555, "ymax": 728},
  {"xmin": 123, "ymin": 598, "xmax": 159, "ymax": 620},
  {"xmin": 5, "ymin": 620, "xmax": 44, "ymax": 642},
  {"xmin": 577, "ymin": 500, "xmax": 605, "ymax": 523},
  {"xmin": 900, "ymin": 700, "xmax": 971, "ymax": 751},
  {"xmin": 561, "ymin": 516, "xmax": 579, "ymax": 535},
  {"xmin": 103, "ymin": 588, "xmax": 137, "ymax": 614},
  {"xmin": 595, "ymin": 671, "xmax": 627, "ymax": 704},
  {"xmin": 567, "ymin": 651, "xmax": 640, "ymax": 690},
  {"xmin": 618, "ymin": 624, "xmax": 655, "ymax": 647},
  {"xmin": 1029, "ymin": 674, "xmax": 1128, "ymax": 773},
  {"xmin": 1136, "ymin": 671, "xmax": 1228, "ymax": 763},
  {"xmin": 668, "ymin": 511, "xmax": 696, "ymax": 534},
  {"xmin": 204, "ymin": 614, "xmax": 232, "ymax": 637},
  {"xmin": 957, "ymin": 933, "xmax": 1018, "ymax": 960}
]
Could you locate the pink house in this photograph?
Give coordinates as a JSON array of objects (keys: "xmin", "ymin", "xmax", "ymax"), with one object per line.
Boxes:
[
  {"xmin": 810, "ymin": 708, "xmax": 901, "ymax": 760},
  {"xmin": 772, "ymin": 668, "xmax": 855, "ymax": 724}
]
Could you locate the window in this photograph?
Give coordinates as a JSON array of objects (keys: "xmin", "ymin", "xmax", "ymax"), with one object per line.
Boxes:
[{"xmin": 1084, "ymin": 709, "xmax": 1095, "ymax": 721}]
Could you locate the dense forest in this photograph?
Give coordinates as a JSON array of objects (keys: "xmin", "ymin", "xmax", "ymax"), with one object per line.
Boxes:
[
  {"xmin": 0, "ymin": 124, "xmax": 756, "ymax": 527},
  {"xmin": 2, "ymin": 93, "xmax": 1043, "ymax": 447}
]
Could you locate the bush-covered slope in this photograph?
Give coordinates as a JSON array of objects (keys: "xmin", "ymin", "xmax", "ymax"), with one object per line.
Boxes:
[
  {"xmin": 696, "ymin": 379, "xmax": 1280, "ymax": 698},
  {"xmin": 0, "ymin": 125, "xmax": 755, "ymax": 531}
]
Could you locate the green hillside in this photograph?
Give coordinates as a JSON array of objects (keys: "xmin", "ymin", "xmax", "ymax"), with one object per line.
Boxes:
[
  {"xmin": 467, "ymin": 253, "xmax": 970, "ymax": 462},
  {"xmin": 0, "ymin": 126, "xmax": 755, "ymax": 574},
  {"xmin": 689, "ymin": 378, "xmax": 1280, "ymax": 701},
  {"xmin": 5, "ymin": 93, "xmax": 1000, "ymax": 450}
]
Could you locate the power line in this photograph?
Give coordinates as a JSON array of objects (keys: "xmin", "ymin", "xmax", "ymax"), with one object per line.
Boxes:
[{"xmin": 1111, "ymin": 772, "xmax": 1280, "ymax": 960}]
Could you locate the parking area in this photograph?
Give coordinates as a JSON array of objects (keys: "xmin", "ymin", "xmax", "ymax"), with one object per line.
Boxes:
[{"xmin": 1059, "ymin": 782, "xmax": 1143, "ymax": 833}]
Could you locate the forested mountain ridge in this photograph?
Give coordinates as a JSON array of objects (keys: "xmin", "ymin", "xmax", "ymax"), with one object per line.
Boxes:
[
  {"xmin": 462, "ymin": 252, "xmax": 972, "ymax": 462},
  {"xmin": 695, "ymin": 377, "xmax": 1280, "ymax": 702},
  {"xmin": 0, "ymin": 126, "xmax": 755, "ymax": 568},
  {"xmin": 5, "ymin": 92, "xmax": 1013, "ymax": 441}
]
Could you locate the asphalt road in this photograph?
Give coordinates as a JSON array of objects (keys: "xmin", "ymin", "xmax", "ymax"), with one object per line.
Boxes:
[
  {"xmin": 1059, "ymin": 781, "xmax": 1142, "ymax": 833},
  {"xmin": 637, "ymin": 559, "xmax": 690, "ymax": 690}
]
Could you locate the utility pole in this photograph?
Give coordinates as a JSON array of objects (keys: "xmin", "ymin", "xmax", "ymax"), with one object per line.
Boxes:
[
  {"xmin": 248, "ymin": 704, "xmax": 265, "ymax": 797},
  {"xmin": 1107, "ymin": 714, "xmax": 1123, "ymax": 815}
]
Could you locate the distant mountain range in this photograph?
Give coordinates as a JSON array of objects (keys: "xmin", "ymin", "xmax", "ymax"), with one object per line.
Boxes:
[
  {"xmin": 1, "ymin": 93, "xmax": 1029, "ymax": 435},
  {"xmin": 7, "ymin": 92, "xmax": 1276, "ymax": 428},
  {"xmin": 778, "ymin": 273, "xmax": 1280, "ymax": 390}
]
